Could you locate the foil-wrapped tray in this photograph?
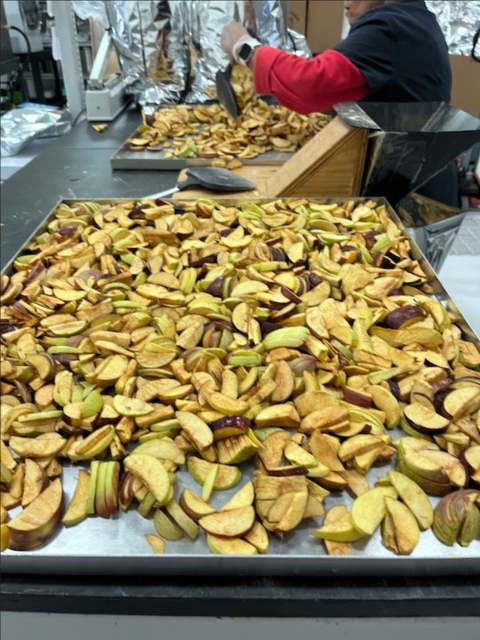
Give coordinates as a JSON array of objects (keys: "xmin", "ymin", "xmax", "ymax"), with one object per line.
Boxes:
[{"xmin": 1, "ymin": 197, "xmax": 479, "ymax": 577}]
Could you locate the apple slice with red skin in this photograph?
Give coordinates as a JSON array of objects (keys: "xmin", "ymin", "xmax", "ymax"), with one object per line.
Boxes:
[
  {"xmin": 442, "ymin": 387, "xmax": 480, "ymax": 421},
  {"xmin": 404, "ymin": 403, "xmax": 450, "ymax": 435},
  {"xmin": 7, "ymin": 479, "xmax": 63, "ymax": 551},
  {"xmin": 384, "ymin": 306, "xmax": 425, "ymax": 330},
  {"xmin": 460, "ymin": 445, "xmax": 480, "ymax": 485},
  {"xmin": 210, "ymin": 416, "xmax": 251, "ymax": 441},
  {"xmin": 342, "ymin": 387, "xmax": 372, "ymax": 408},
  {"xmin": 179, "ymin": 489, "xmax": 216, "ymax": 521},
  {"xmin": 199, "ymin": 506, "xmax": 255, "ymax": 537}
]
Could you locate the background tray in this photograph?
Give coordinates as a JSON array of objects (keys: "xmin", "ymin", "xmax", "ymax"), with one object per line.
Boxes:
[
  {"xmin": 1, "ymin": 197, "xmax": 479, "ymax": 576},
  {"xmin": 110, "ymin": 126, "xmax": 291, "ymax": 171}
]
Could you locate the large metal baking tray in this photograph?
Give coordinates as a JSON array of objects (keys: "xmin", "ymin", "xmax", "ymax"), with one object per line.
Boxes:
[
  {"xmin": 1, "ymin": 197, "xmax": 479, "ymax": 577},
  {"xmin": 110, "ymin": 125, "xmax": 290, "ymax": 170}
]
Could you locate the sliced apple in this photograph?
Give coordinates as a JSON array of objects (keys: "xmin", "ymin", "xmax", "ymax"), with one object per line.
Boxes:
[
  {"xmin": 70, "ymin": 425, "xmax": 115, "ymax": 460},
  {"xmin": 7, "ymin": 479, "xmax": 63, "ymax": 551},
  {"xmin": 404, "ymin": 403, "xmax": 449, "ymax": 435},
  {"xmin": 339, "ymin": 469, "xmax": 370, "ymax": 497},
  {"xmin": 131, "ymin": 439, "xmax": 185, "ymax": 465},
  {"xmin": 366, "ymin": 385, "xmax": 401, "ymax": 429},
  {"xmin": 294, "ymin": 391, "xmax": 339, "ymax": 418},
  {"xmin": 153, "ymin": 508, "xmax": 185, "ymax": 540},
  {"xmin": 443, "ymin": 387, "xmax": 480, "ymax": 421},
  {"xmin": 179, "ymin": 489, "xmax": 216, "ymax": 522},
  {"xmin": 351, "ymin": 486, "xmax": 398, "ymax": 536},
  {"xmin": 387, "ymin": 470, "xmax": 433, "ymax": 530},
  {"xmin": 199, "ymin": 505, "xmax": 255, "ymax": 537},
  {"xmin": 9, "ymin": 434, "xmax": 66, "ymax": 459},
  {"xmin": 207, "ymin": 534, "xmax": 258, "ymax": 555},
  {"xmin": 86, "ymin": 460, "xmax": 99, "ymax": 515},
  {"xmin": 221, "ymin": 481, "xmax": 255, "ymax": 511},
  {"xmin": 63, "ymin": 470, "xmax": 91, "ymax": 526},
  {"xmin": 382, "ymin": 497, "xmax": 420, "ymax": 555},
  {"xmin": 323, "ymin": 506, "xmax": 352, "ymax": 556},
  {"xmin": 113, "ymin": 395, "xmax": 153, "ymax": 417},
  {"xmin": 145, "ymin": 533, "xmax": 166, "ymax": 554},
  {"xmin": 210, "ymin": 415, "xmax": 250, "ymax": 440},
  {"xmin": 176, "ymin": 411, "xmax": 214, "ymax": 452},
  {"xmin": 165, "ymin": 499, "xmax": 199, "ymax": 539},
  {"xmin": 124, "ymin": 454, "xmax": 170, "ymax": 506},
  {"xmin": 313, "ymin": 508, "xmax": 364, "ymax": 543},
  {"xmin": 187, "ymin": 457, "xmax": 241, "ymax": 490},
  {"xmin": 255, "ymin": 404, "xmax": 301, "ymax": 429},
  {"xmin": 22, "ymin": 459, "xmax": 48, "ymax": 507},
  {"xmin": 243, "ymin": 521, "xmax": 269, "ymax": 554},
  {"xmin": 275, "ymin": 491, "xmax": 308, "ymax": 532}
]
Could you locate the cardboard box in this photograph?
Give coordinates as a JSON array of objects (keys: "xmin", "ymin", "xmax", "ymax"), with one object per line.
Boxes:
[
  {"xmin": 288, "ymin": 0, "xmax": 308, "ymax": 35},
  {"xmin": 450, "ymin": 55, "xmax": 480, "ymax": 117},
  {"xmin": 306, "ymin": 0, "xmax": 345, "ymax": 54}
]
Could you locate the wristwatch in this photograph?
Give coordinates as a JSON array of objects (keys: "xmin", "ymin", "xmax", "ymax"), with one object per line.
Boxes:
[{"xmin": 236, "ymin": 38, "xmax": 262, "ymax": 66}]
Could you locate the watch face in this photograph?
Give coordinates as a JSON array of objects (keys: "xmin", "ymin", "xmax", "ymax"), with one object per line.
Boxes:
[{"xmin": 239, "ymin": 43, "xmax": 252, "ymax": 62}]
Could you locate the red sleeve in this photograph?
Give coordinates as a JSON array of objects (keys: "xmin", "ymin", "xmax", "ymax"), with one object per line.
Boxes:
[{"xmin": 254, "ymin": 47, "xmax": 369, "ymax": 114}]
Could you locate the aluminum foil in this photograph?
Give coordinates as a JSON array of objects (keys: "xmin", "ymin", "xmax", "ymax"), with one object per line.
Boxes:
[
  {"xmin": 186, "ymin": 0, "xmax": 309, "ymax": 103},
  {"xmin": 0, "ymin": 108, "xmax": 71, "ymax": 157},
  {"xmin": 105, "ymin": 1, "xmax": 189, "ymax": 107},
  {"xmin": 426, "ymin": 0, "xmax": 480, "ymax": 56},
  {"xmin": 72, "ymin": 1, "xmax": 108, "ymax": 27}
]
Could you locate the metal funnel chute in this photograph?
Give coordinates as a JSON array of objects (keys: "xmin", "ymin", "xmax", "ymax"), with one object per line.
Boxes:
[{"xmin": 336, "ymin": 102, "xmax": 480, "ymax": 207}]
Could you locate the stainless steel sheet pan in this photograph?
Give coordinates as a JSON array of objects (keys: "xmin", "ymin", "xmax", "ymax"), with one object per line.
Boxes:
[
  {"xmin": 1, "ymin": 197, "xmax": 479, "ymax": 576},
  {"xmin": 110, "ymin": 126, "xmax": 290, "ymax": 171}
]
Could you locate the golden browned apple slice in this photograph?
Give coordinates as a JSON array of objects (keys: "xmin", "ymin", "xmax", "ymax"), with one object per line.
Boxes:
[
  {"xmin": 9, "ymin": 434, "xmax": 66, "ymax": 459},
  {"xmin": 70, "ymin": 425, "xmax": 115, "ymax": 461},
  {"xmin": 179, "ymin": 489, "xmax": 216, "ymax": 522},
  {"xmin": 443, "ymin": 387, "xmax": 480, "ymax": 421},
  {"xmin": 255, "ymin": 404, "xmax": 301, "ymax": 429},
  {"xmin": 382, "ymin": 497, "xmax": 420, "ymax": 555},
  {"xmin": 339, "ymin": 469, "xmax": 370, "ymax": 497},
  {"xmin": 7, "ymin": 479, "xmax": 64, "ymax": 551},
  {"xmin": 113, "ymin": 395, "xmax": 153, "ymax": 417},
  {"xmin": 351, "ymin": 486, "xmax": 398, "ymax": 536},
  {"xmin": 131, "ymin": 439, "xmax": 185, "ymax": 465},
  {"xmin": 1, "ymin": 523, "xmax": 10, "ymax": 551},
  {"xmin": 8, "ymin": 464, "xmax": 24, "ymax": 500},
  {"xmin": 284, "ymin": 440, "xmax": 319, "ymax": 469},
  {"xmin": 145, "ymin": 533, "xmax": 166, "ymax": 554},
  {"xmin": 294, "ymin": 391, "xmax": 339, "ymax": 418},
  {"xmin": 419, "ymin": 449, "xmax": 468, "ymax": 488},
  {"xmin": 275, "ymin": 491, "xmax": 308, "ymax": 532},
  {"xmin": 1, "ymin": 504, "xmax": 7, "ymax": 524},
  {"xmin": 207, "ymin": 534, "xmax": 258, "ymax": 555},
  {"xmin": 124, "ymin": 454, "xmax": 170, "ymax": 506},
  {"xmin": 310, "ymin": 431, "xmax": 345, "ymax": 472},
  {"xmin": 322, "ymin": 505, "xmax": 353, "ymax": 555},
  {"xmin": 202, "ymin": 387, "xmax": 249, "ymax": 416},
  {"xmin": 154, "ymin": 509, "xmax": 185, "ymax": 540},
  {"xmin": 254, "ymin": 475, "xmax": 307, "ymax": 500},
  {"xmin": 338, "ymin": 435, "xmax": 385, "ymax": 462},
  {"xmin": 165, "ymin": 500, "xmax": 199, "ymax": 539},
  {"xmin": 365, "ymin": 385, "xmax": 401, "ymax": 429},
  {"xmin": 244, "ymin": 521, "xmax": 269, "ymax": 553},
  {"xmin": 62, "ymin": 470, "xmax": 91, "ymax": 526},
  {"xmin": 176, "ymin": 411, "xmax": 214, "ymax": 452},
  {"xmin": 221, "ymin": 481, "xmax": 255, "ymax": 511},
  {"xmin": 387, "ymin": 470, "xmax": 433, "ymax": 530},
  {"xmin": 22, "ymin": 459, "xmax": 48, "ymax": 507},
  {"xmin": 301, "ymin": 407, "xmax": 350, "ymax": 433},
  {"xmin": 259, "ymin": 431, "xmax": 289, "ymax": 469},
  {"xmin": 271, "ymin": 361, "xmax": 295, "ymax": 403},
  {"xmin": 312, "ymin": 508, "xmax": 364, "ymax": 543},
  {"xmin": 199, "ymin": 505, "xmax": 255, "ymax": 537},
  {"xmin": 303, "ymin": 495, "xmax": 326, "ymax": 519},
  {"xmin": 310, "ymin": 470, "xmax": 348, "ymax": 491}
]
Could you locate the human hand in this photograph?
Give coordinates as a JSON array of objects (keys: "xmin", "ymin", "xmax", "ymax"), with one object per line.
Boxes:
[{"xmin": 221, "ymin": 20, "xmax": 249, "ymax": 59}]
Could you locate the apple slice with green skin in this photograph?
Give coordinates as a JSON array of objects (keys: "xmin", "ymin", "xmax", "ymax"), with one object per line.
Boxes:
[
  {"xmin": 382, "ymin": 497, "xmax": 420, "ymax": 555},
  {"xmin": 86, "ymin": 461, "xmax": 99, "ymax": 515},
  {"xmin": 284, "ymin": 440, "xmax": 319, "ymax": 469},
  {"xmin": 187, "ymin": 457, "xmax": 241, "ymax": 490},
  {"xmin": 62, "ymin": 470, "xmax": 91, "ymax": 526},
  {"xmin": 70, "ymin": 425, "xmax": 115, "ymax": 461},
  {"xmin": 201, "ymin": 387, "xmax": 249, "ymax": 416},
  {"xmin": 22, "ymin": 459, "xmax": 48, "ymax": 507},
  {"xmin": 1, "ymin": 463, "xmax": 13, "ymax": 484},
  {"xmin": 154, "ymin": 509, "xmax": 185, "ymax": 541},
  {"xmin": 199, "ymin": 506, "xmax": 255, "ymax": 537},
  {"xmin": 433, "ymin": 490, "xmax": 480, "ymax": 547},
  {"xmin": 138, "ymin": 493, "xmax": 156, "ymax": 519},
  {"xmin": 165, "ymin": 500, "xmax": 199, "ymax": 539},
  {"xmin": 366, "ymin": 385, "xmax": 401, "ymax": 429},
  {"xmin": 387, "ymin": 471, "xmax": 433, "ymax": 530},
  {"xmin": 81, "ymin": 391, "xmax": 104, "ymax": 419},
  {"xmin": 202, "ymin": 465, "xmax": 218, "ymax": 502},
  {"xmin": 176, "ymin": 411, "xmax": 214, "ymax": 452},
  {"xmin": 216, "ymin": 434, "xmax": 259, "ymax": 465},
  {"xmin": 207, "ymin": 534, "xmax": 258, "ymax": 555},
  {"xmin": 403, "ymin": 403, "xmax": 450, "ymax": 435},
  {"xmin": 418, "ymin": 449, "xmax": 468, "ymax": 488},
  {"xmin": 1, "ymin": 505, "xmax": 7, "ymax": 524},
  {"xmin": 145, "ymin": 533, "xmax": 166, "ymax": 554},
  {"xmin": 26, "ymin": 353, "xmax": 56, "ymax": 382},
  {"xmin": 7, "ymin": 479, "xmax": 64, "ymax": 551},
  {"xmin": 124, "ymin": 455, "xmax": 170, "ymax": 506},
  {"xmin": 350, "ymin": 486, "xmax": 398, "ymax": 536},
  {"xmin": 179, "ymin": 489, "xmax": 216, "ymax": 522},
  {"xmin": 322, "ymin": 505, "xmax": 352, "ymax": 556},
  {"xmin": 313, "ymin": 509, "xmax": 364, "ymax": 543},
  {"xmin": 461, "ymin": 445, "xmax": 480, "ymax": 485},
  {"xmin": 131, "ymin": 439, "xmax": 185, "ymax": 466},
  {"xmin": 221, "ymin": 481, "xmax": 255, "ymax": 512}
]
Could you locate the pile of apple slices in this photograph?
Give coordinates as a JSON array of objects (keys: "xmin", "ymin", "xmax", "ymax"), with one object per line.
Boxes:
[{"xmin": 1, "ymin": 197, "xmax": 480, "ymax": 558}]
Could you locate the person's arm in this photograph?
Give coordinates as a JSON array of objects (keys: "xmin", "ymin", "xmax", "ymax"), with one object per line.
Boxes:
[{"xmin": 249, "ymin": 47, "xmax": 369, "ymax": 114}]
